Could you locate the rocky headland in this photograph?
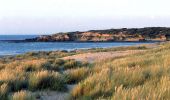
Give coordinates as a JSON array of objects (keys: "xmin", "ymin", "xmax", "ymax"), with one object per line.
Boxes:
[{"xmin": 25, "ymin": 27, "xmax": 170, "ymax": 42}]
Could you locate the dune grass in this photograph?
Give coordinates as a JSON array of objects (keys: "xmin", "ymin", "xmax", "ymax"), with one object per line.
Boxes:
[
  {"xmin": 28, "ymin": 70, "xmax": 66, "ymax": 91},
  {"xmin": 71, "ymin": 42, "xmax": 170, "ymax": 99},
  {"xmin": 64, "ymin": 67, "xmax": 90, "ymax": 84},
  {"xmin": 0, "ymin": 54, "xmax": 90, "ymax": 99},
  {"xmin": 11, "ymin": 90, "xmax": 36, "ymax": 100},
  {"xmin": 0, "ymin": 42, "xmax": 169, "ymax": 99},
  {"xmin": 0, "ymin": 83, "xmax": 9, "ymax": 100}
]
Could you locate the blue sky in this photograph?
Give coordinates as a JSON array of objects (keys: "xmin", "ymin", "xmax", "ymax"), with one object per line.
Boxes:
[{"xmin": 0, "ymin": 0, "xmax": 170, "ymax": 34}]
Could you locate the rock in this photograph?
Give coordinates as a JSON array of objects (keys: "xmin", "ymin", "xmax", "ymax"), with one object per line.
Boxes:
[{"xmin": 25, "ymin": 27, "xmax": 170, "ymax": 42}]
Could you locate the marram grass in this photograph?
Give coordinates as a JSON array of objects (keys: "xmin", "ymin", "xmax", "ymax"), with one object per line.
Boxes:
[
  {"xmin": 0, "ymin": 42, "xmax": 170, "ymax": 99},
  {"xmin": 71, "ymin": 42, "xmax": 170, "ymax": 99}
]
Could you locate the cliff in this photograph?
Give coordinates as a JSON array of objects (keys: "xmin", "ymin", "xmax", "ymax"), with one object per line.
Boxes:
[{"xmin": 26, "ymin": 27, "xmax": 170, "ymax": 42}]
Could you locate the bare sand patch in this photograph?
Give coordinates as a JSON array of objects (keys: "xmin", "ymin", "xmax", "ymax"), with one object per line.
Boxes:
[{"xmin": 63, "ymin": 50, "xmax": 145, "ymax": 63}]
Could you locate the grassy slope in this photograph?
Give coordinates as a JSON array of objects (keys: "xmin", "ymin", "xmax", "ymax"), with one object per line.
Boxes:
[{"xmin": 71, "ymin": 42, "xmax": 170, "ymax": 100}]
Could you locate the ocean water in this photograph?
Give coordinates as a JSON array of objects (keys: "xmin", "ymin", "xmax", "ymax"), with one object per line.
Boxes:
[
  {"xmin": 0, "ymin": 35, "xmax": 154, "ymax": 56},
  {"xmin": 0, "ymin": 35, "xmax": 39, "ymax": 40}
]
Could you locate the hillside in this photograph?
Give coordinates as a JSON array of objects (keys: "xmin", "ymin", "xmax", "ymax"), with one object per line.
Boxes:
[{"xmin": 26, "ymin": 27, "xmax": 170, "ymax": 42}]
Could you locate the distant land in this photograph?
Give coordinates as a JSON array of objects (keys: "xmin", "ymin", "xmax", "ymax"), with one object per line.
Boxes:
[{"xmin": 4, "ymin": 27, "xmax": 170, "ymax": 42}]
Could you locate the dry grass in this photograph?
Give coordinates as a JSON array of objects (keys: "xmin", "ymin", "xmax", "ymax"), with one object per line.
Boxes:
[
  {"xmin": 0, "ymin": 83, "xmax": 9, "ymax": 99},
  {"xmin": 29, "ymin": 70, "xmax": 66, "ymax": 91},
  {"xmin": 112, "ymin": 76, "xmax": 170, "ymax": 100},
  {"xmin": 71, "ymin": 42, "xmax": 170, "ymax": 99},
  {"xmin": 11, "ymin": 90, "xmax": 36, "ymax": 100},
  {"xmin": 64, "ymin": 67, "xmax": 90, "ymax": 84},
  {"xmin": 0, "ymin": 42, "xmax": 169, "ymax": 99},
  {"xmin": 0, "ymin": 52, "xmax": 89, "ymax": 99}
]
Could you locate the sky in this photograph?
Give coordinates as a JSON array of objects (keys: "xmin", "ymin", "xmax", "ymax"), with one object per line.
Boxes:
[{"xmin": 0, "ymin": 0, "xmax": 170, "ymax": 35}]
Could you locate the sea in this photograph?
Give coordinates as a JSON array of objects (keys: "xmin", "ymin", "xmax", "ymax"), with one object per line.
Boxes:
[{"xmin": 0, "ymin": 35, "xmax": 154, "ymax": 56}]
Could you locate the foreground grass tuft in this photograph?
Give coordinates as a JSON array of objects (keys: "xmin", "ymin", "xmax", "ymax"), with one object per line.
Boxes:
[
  {"xmin": 64, "ymin": 67, "xmax": 90, "ymax": 84},
  {"xmin": 28, "ymin": 70, "xmax": 66, "ymax": 91},
  {"xmin": 11, "ymin": 90, "xmax": 36, "ymax": 100},
  {"xmin": 0, "ymin": 83, "xmax": 9, "ymax": 100}
]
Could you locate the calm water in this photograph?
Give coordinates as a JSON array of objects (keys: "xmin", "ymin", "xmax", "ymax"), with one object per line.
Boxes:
[
  {"xmin": 0, "ymin": 35, "xmax": 39, "ymax": 40},
  {"xmin": 0, "ymin": 35, "xmax": 154, "ymax": 56}
]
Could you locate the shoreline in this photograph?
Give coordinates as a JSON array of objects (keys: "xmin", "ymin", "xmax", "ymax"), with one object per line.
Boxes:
[
  {"xmin": 0, "ymin": 39, "xmax": 163, "ymax": 43},
  {"xmin": 0, "ymin": 42, "xmax": 159, "ymax": 58}
]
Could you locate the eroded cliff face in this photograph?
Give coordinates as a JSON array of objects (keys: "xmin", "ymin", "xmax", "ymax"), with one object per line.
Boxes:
[{"xmin": 26, "ymin": 27, "xmax": 170, "ymax": 42}]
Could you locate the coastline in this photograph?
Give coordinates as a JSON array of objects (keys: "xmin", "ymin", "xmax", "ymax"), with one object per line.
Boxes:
[
  {"xmin": 0, "ymin": 39, "xmax": 164, "ymax": 43},
  {"xmin": 0, "ymin": 41, "xmax": 159, "ymax": 58}
]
